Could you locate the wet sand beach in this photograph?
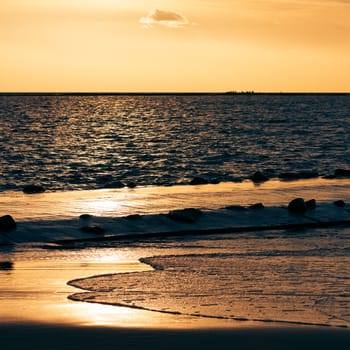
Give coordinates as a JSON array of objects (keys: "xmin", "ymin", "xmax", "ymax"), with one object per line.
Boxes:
[{"xmin": 1, "ymin": 180, "xmax": 350, "ymax": 349}]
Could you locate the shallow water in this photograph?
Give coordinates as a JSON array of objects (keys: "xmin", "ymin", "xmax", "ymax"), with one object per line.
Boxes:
[
  {"xmin": 1, "ymin": 179, "xmax": 350, "ymax": 329},
  {"xmin": 0, "ymin": 244, "xmax": 253, "ymax": 328},
  {"xmin": 1, "ymin": 179, "xmax": 349, "ymax": 221},
  {"xmin": 2, "ymin": 225, "xmax": 350, "ymax": 329},
  {"xmin": 69, "ymin": 227, "xmax": 350, "ymax": 328}
]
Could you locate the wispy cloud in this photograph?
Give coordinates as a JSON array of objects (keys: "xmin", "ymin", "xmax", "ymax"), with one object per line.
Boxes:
[{"xmin": 139, "ymin": 9, "xmax": 189, "ymax": 29}]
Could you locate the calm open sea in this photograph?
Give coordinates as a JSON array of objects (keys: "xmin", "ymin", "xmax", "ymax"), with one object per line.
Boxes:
[{"xmin": 0, "ymin": 94, "xmax": 349, "ymax": 191}]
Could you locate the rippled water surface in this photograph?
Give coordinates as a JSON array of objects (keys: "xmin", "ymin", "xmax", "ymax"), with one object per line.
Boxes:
[{"xmin": 0, "ymin": 94, "xmax": 349, "ymax": 191}]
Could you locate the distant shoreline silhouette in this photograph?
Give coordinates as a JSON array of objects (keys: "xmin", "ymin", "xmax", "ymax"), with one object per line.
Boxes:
[{"xmin": 0, "ymin": 92, "xmax": 349, "ymax": 96}]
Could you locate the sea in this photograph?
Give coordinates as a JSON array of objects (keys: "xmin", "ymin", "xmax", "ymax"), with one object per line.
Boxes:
[
  {"xmin": 0, "ymin": 93, "xmax": 349, "ymax": 191},
  {"xmin": 1, "ymin": 93, "xmax": 350, "ymax": 329}
]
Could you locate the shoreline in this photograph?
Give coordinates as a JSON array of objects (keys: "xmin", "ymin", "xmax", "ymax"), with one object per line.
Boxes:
[
  {"xmin": 0, "ymin": 172, "xmax": 349, "ymax": 193},
  {"xmin": 1, "ymin": 178, "xmax": 349, "ymax": 221},
  {"xmin": 1, "ymin": 178, "xmax": 350, "ymax": 343}
]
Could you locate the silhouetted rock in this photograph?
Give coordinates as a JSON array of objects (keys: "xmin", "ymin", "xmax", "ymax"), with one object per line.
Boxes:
[
  {"xmin": 299, "ymin": 171, "xmax": 319, "ymax": 179},
  {"xmin": 103, "ymin": 181, "xmax": 125, "ymax": 189},
  {"xmin": 23, "ymin": 184, "xmax": 45, "ymax": 194},
  {"xmin": 80, "ymin": 225, "xmax": 105, "ymax": 234},
  {"xmin": 0, "ymin": 261, "xmax": 13, "ymax": 270},
  {"xmin": 209, "ymin": 179, "xmax": 221, "ymax": 185},
  {"xmin": 126, "ymin": 181, "xmax": 137, "ymax": 188},
  {"xmin": 249, "ymin": 203, "xmax": 265, "ymax": 210},
  {"xmin": 251, "ymin": 171, "xmax": 269, "ymax": 183},
  {"xmin": 334, "ymin": 200, "xmax": 346, "ymax": 207},
  {"xmin": 190, "ymin": 177, "xmax": 209, "ymax": 185},
  {"xmin": 168, "ymin": 208, "xmax": 203, "ymax": 223},
  {"xmin": 305, "ymin": 199, "xmax": 316, "ymax": 210},
  {"xmin": 0, "ymin": 215, "xmax": 16, "ymax": 231},
  {"xmin": 225, "ymin": 205, "xmax": 248, "ymax": 211},
  {"xmin": 288, "ymin": 198, "xmax": 307, "ymax": 214},
  {"xmin": 279, "ymin": 171, "xmax": 318, "ymax": 180},
  {"xmin": 334, "ymin": 169, "xmax": 350, "ymax": 178},
  {"xmin": 79, "ymin": 214, "xmax": 93, "ymax": 220}
]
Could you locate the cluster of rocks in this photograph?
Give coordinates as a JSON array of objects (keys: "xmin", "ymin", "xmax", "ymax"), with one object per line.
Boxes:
[
  {"xmin": 287, "ymin": 198, "xmax": 316, "ymax": 214},
  {"xmin": 324, "ymin": 169, "xmax": 350, "ymax": 179},
  {"xmin": 249, "ymin": 168, "xmax": 350, "ymax": 184},
  {"xmin": 21, "ymin": 181, "xmax": 139, "ymax": 194},
  {"xmin": 17, "ymin": 167, "xmax": 350, "ymax": 193},
  {"xmin": 188, "ymin": 168, "xmax": 350, "ymax": 187},
  {"xmin": 224, "ymin": 198, "xmax": 347, "ymax": 215},
  {"xmin": 250, "ymin": 171, "xmax": 320, "ymax": 183},
  {"xmin": 1, "ymin": 196, "xmax": 348, "ymax": 243},
  {"xmin": 287, "ymin": 198, "xmax": 347, "ymax": 214}
]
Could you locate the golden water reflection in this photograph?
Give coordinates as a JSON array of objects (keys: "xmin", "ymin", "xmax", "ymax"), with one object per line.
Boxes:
[
  {"xmin": 0, "ymin": 247, "xmax": 242, "ymax": 329},
  {"xmin": 1, "ymin": 179, "xmax": 349, "ymax": 221}
]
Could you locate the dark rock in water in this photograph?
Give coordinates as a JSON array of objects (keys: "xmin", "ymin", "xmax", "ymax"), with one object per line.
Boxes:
[
  {"xmin": 249, "ymin": 203, "xmax": 265, "ymax": 210},
  {"xmin": 334, "ymin": 169, "xmax": 350, "ymax": 178},
  {"xmin": 79, "ymin": 214, "xmax": 93, "ymax": 220},
  {"xmin": 251, "ymin": 171, "xmax": 269, "ymax": 183},
  {"xmin": 209, "ymin": 179, "xmax": 221, "ymax": 185},
  {"xmin": 168, "ymin": 208, "xmax": 203, "ymax": 223},
  {"xmin": 305, "ymin": 199, "xmax": 316, "ymax": 210},
  {"xmin": 299, "ymin": 171, "xmax": 319, "ymax": 179},
  {"xmin": 80, "ymin": 225, "xmax": 105, "ymax": 234},
  {"xmin": 278, "ymin": 171, "xmax": 318, "ymax": 180},
  {"xmin": 125, "ymin": 214, "xmax": 142, "ymax": 220},
  {"xmin": 0, "ymin": 261, "xmax": 14, "ymax": 270},
  {"xmin": 190, "ymin": 177, "xmax": 209, "ymax": 185},
  {"xmin": 103, "ymin": 181, "xmax": 125, "ymax": 189},
  {"xmin": 23, "ymin": 184, "xmax": 45, "ymax": 194},
  {"xmin": 225, "ymin": 205, "xmax": 248, "ymax": 211},
  {"xmin": 230, "ymin": 177, "xmax": 244, "ymax": 183},
  {"xmin": 0, "ymin": 215, "xmax": 16, "ymax": 231},
  {"xmin": 334, "ymin": 200, "xmax": 346, "ymax": 207},
  {"xmin": 126, "ymin": 181, "xmax": 137, "ymax": 188},
  {"xmin": 288, "ymin": 198, "xmax": 306, "ymax": 214}
]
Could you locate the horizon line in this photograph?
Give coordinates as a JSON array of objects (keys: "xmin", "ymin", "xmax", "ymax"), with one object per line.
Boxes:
[{"xmin": 0, "ymin": 91, "xmax": 349, "ymax": 96}]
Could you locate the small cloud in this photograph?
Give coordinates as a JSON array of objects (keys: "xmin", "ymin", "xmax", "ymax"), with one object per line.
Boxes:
[{"xmin": 139, "ymin": 9, "xmax": 189, "ymax": 28}]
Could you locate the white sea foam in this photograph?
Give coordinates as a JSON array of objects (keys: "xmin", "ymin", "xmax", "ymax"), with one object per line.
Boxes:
[{"xmin": 68, "ymin": 226, "xmax": 350, "ymax": 328}]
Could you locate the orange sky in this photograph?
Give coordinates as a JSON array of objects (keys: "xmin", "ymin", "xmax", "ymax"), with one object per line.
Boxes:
[{"xmin": 0, "ymin": 0, "xmax": 349, "ymax": 92}]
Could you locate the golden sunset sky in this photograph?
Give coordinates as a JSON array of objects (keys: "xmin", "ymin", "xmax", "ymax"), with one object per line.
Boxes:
[{"xmin": 1, "ymin": 0, "xmax": 349, "ymax": 92}]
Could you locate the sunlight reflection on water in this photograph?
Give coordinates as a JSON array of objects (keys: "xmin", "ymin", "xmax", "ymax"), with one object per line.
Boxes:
[
  {"xmin": 0, "ymin": 179, "xmax": 349, "ymax": 221},
  {"xmin": 0, "ymin": 246, "xmax": 241, "ymax": 328}
]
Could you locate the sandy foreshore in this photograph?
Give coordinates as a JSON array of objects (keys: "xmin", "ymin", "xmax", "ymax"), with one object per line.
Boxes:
[
  {"xmin": 1, "ymin": 179, "xmax": 350, "ymax": 348},
  {"xmin": 1, "ymin": 323, "xmax": 350, "ymax": 350}
]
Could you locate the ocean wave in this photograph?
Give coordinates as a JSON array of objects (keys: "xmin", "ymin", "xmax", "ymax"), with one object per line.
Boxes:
[{"xmin": 68, "ymin": 248, "xmax": 350, "ymax": 328}]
